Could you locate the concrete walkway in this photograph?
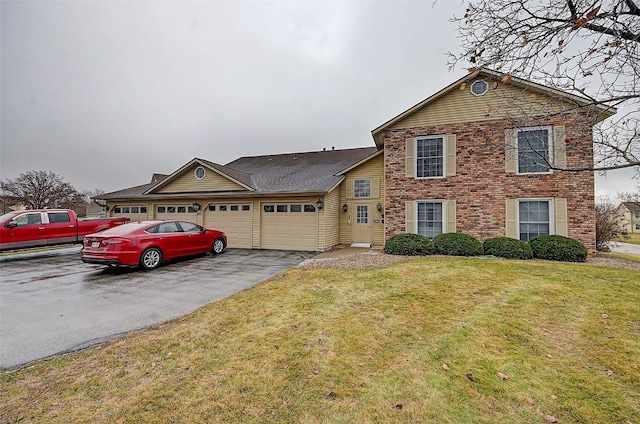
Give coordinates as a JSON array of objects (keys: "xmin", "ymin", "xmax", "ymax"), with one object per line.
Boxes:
[{"xmin": 609, "ymin": 242, "xmax": 640, "ymax": 255}]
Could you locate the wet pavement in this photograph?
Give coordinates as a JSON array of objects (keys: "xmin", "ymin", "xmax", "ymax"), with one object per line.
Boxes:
[{"xmin": 0, "ymin": 247, "xmax": 314, "ymax": 370}]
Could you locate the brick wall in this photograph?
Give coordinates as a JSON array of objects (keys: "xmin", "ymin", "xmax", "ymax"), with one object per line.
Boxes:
[{"xmin": 384, "ymin": 115, "xmax": 596, "ymax": 253}]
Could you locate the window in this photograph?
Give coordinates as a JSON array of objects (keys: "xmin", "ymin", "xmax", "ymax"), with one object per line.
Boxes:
[
  {"xmin": 14, "ymin": 213, "xmax": 42, "ymax": 227},
  {"xmin": 518, "ymin": 200, "xmax": 553, "ymax": 241},
  {"xmin": 264, "ymin": 205, "xmax": 274, "ymax": 213},
  {"xmin": 194, "ymin": 166, "xmax": 206, "ymax": 180},
  {"xmin": 114, "ymin": 207, "xmax": 122, "ymax": 213},
  {"xmin": 471, "ymin": 80, "xmax": 488, "ymax": 96},
  {"xmin": 354, "ymin": 179, "xmax": 371, "ymax": 198},
  {"xmin": 635, "ymin": 212, "xmax": 640, "ymax": 219},
  {"xmin": 636, "ymin": 223, "xmax": 640, "ymax": 230},
  {"xmin": 187, "ymin": 206, "xmax": 197, "ymax": 213},
  {"xmin": 277, "ymin": 205, "xmax": 288, "ymax": 213},
  {"xmin": 416, "ymin": 201, "xmax": 444, "ymax": 238},
  {"xmin": 517, "ymin": 127, "xmax": 552, "ymax": 174},
  {"xmin": 304, "ymin": 205, "xmax": 316, "ymax": 212},
  {"xmin": 156, "ymin": 222, "xmax": 180, "ymax": 233},
  {"xmin": 242, "ymin": 205, "xmax": 251, "ymax": 211},
  {"xmin": 208, "ymin": 205, "xmax": 216, "ymax": 211},
  {"xmin": 416, "ymin": 136, "xmax": 445, "ymax": 178},
  {"xmin": 131, "ymin": 207, "xmax": 139, "ymax": 214},
  {"xmin": 290, "ymin": 205, "xmax": 302, "ymax": 212},
  {"xmin": 179, "ymin": 222, "xmax": 202, "ymax": 232},
  {"xmin": 122, "ymin": 207, "xmax": 130, "ymax": 213},
  {"xmin": 167, "ymin": 206, "xmax": 176, "ymax": 213},
  {"xmin": 47, "ymin": 212, "xmax": 70, "ymax": 223},
  {"xmin": 141, "ymin": 207, "xmax": 147, "ymax": 213},
  {"xmin": 356, "ymin": 205, "xmax": 368, "ymax": 224},
  {"xmin": 231, "ymin": 205, "xmax": 239, "ymax": 211},
  {"xmin": 157, "ymin": 206, "xmax": 166, "ymax": 213}
]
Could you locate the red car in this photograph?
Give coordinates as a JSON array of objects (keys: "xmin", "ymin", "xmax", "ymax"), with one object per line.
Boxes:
[{"xmin": 81, "ymin": 220, "xmax": 227, "ymax": 270}]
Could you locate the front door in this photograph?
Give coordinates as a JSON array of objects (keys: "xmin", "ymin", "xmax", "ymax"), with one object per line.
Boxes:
[{"xmin": 353, "ymin": 204, "xmax": 372, "ymax": 245}]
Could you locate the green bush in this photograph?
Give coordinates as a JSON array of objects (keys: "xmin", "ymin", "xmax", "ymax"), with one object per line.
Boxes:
[
  {"xmin": 384, "ymin": 233, "xmax": 435, "ymax": 256},
  {"xmin": 433, "ymin": 233, "xmax": 483, "ymax": 257},
  {"xmin": 529, "ymin": 235, "xmax": 588, "ymax": 262},
  {"xmin": 483, "ymin": 237, "xmax": 533, "ymax": 260}
]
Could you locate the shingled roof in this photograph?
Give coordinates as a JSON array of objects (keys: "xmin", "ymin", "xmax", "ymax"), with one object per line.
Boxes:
[{"xmin": 98, "ymin": 147, "xmax": 378, "ymax": 200}]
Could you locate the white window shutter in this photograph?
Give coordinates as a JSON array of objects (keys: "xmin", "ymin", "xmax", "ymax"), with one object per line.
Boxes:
[
  {"xmin": 405, "ymin": 201, "xmax": 415, "ymax": 233},
  {"xmin": 505, "ymin": 129, "xmax": 517, "ymax": 173},
  {"xmin": 506, "ymin": 199, "xmax": 518, "ymax": 238},
  {"xmin": 346, "ymin": 179, "xmax": 354, "ymax": 200},
  {"xmin": 406, "ymin": 138, "xmax": 415, "ymax": 178},
  {"xmin": 372, "ymin": 178, "xmax": 380, "ymax": 198},
  {"xmin": 446, "ymin": 134, "xmax": 457, "ymax": 177},
  {"xmin": 446, "ymin": 200, "xmax": 456, "ymax": 233},
  {"xmin": 553, "ymin": 126, "xmax": 567, "ymax": 169},
  {"xmin": 555, "ymin": 198, "xmax": 568, "ymax": 236}
]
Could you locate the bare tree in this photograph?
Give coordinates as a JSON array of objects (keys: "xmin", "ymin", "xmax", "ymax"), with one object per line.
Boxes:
[
  {"xmin": 448, "ymin": 0, "xmax": 640, "ymax": 175},
  {"xmin": 595, "ymin": 195, "xmax": 621, "ymax": 249},
  {"xmin": 1, "ymin": 170, "xmax": 87, "ymax": 214}
]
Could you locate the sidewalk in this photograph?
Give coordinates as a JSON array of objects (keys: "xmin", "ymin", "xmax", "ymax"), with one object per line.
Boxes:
[{"xmin": 609, "ymin": 242, "xmax": 640, "ymax": 255}]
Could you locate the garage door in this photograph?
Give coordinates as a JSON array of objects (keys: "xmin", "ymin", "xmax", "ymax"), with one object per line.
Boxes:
[
  {"xmin": 204, "ymin": 203, "xmax": 252, "ymax": 248},
  {"xmin": 155, "ymin": 205, "xmax": 198, "ymax": 223},
  {"xmin": 261, "ymin": 203, "xmax": 317, "ymax": 251}
]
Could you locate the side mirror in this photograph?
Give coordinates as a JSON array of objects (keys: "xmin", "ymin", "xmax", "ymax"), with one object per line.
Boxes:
[{"xmin": 5, "ymin": 221, "xmax": 18, "ymax": 228}]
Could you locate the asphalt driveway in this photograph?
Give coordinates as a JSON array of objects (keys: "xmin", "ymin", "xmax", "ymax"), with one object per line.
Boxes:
[{"xmin": 0, "ymin": 247, "xmax": 313, "ymax": 370}]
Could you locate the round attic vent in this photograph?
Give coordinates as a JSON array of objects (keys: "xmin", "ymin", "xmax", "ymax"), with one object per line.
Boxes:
[{"xmin": 470, "ymin": 80, "xmax": 489, "ymax": 96}]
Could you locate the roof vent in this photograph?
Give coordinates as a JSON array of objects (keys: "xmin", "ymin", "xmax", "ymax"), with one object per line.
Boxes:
[
  {"xmin": 323, "ymin": 147, "xmax": 326, "ymax": 151},
  {"xmin": 332, "ymin": 146, "xmax": 335, "ymax": 151}
]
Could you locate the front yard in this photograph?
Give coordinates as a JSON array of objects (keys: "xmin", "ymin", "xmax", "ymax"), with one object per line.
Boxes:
[{"xmin": 1, "ymin": 257, "xmax": 639, "ymax": 423}]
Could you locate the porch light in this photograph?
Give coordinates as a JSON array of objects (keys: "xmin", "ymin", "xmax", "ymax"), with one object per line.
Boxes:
[
  {"xmin": 377, "ymin": 202, "xmax": 382, "ymax": 212},
  {"xmin": 316, "ymin": 199, "xmax": 324, "ymax": 210},
  {"xmin": 342, "ymin": 203, "xmax": 348, "ymax": 212},
  {"xmin": 192, "ymin": 202, "xmax": 201, "ymax": 212}
]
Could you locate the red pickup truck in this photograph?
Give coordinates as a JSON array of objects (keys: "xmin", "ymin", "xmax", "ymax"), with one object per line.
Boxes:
[{"xmin": 0, "ymin": 209, "xmax": 130, "ymax": 251}]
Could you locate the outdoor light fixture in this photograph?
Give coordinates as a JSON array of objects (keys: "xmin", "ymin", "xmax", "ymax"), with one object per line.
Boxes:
[
  {"xmin": 316, "ymin": 199, "xmax": 324, "ymax": 210},
  {"xmin": 377, "ymin": 202, "xmax": 382, "ymax": 212},
  {"xmin": 343, "ymin": 203, "xmax": 348, "ymax": 212},
  {"xmin": 192, "ymin": 202, "xmax": 201, "ymax": 212}
]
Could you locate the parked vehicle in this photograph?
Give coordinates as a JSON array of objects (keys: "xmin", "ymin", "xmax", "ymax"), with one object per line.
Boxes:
[
  {"xmin": 0, "ymin": 209, "xmax": 130, "ymax": 251},
  {"xmin": 81, "ymin": 220, "xmax": 227, "ymax": 270}
]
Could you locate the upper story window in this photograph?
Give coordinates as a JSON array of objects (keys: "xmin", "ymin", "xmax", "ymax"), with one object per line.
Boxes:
[
  {"xmin": 517, "ymin": 127, "xmax": 552, "ymax": 174},
  {"xmin": 416, "ymin": 135, "xmax": 445, "ymax": 178},
  {"xmin": 354, "ymin": 179, "xmax": 371, "ymax": 197},
  {"xmin": 194, "ymin": 166, "xmax": 206, "ymax": 180},
  {"xmin": 470, "ymin": 80, "xmax": 488, "ymax": 96}
]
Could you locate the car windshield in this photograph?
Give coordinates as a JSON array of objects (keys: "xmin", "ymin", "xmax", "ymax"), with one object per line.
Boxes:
[{"xmin": 0, "ymin": 211, "xmax": 21, "ymax": 223}]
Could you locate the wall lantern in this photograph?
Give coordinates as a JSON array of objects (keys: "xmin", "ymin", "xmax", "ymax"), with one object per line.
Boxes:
[
  {"xmin": 376, "ymin": 202, "xmax": 383, "ymax": 212},
  {"xmin": 316, "ymin": 199, "xmax": 324, "ymax": 210},
  {"xmin": 342, "ymin": 203, "xmax": 348, "ymax": 212},
  {"xmin": 103, "ymin": 204, "xmax": 110, "ymax": 212},
  {"xmin": 192, "ymin": 202, "xmax": 201, "ymax": 212}
]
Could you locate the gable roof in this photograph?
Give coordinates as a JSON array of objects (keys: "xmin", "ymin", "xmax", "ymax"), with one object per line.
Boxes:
[
  {"xmin": 98, "ymin": 147, "xmax": 378, "ymax": 200},
  {"xmin": 371, "ymin": 68, "xmax": 617, "ymax": 148},
  {"xmin": 619, "ymin": 202, "xmax": 640, "ymax": 213}
]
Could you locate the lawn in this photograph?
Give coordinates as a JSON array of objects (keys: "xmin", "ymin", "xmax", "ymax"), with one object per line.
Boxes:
[
  {"xmin": 1, "ymin": 258, "xmax": 639, "ymax": 423},
  {"xmin": 614, "ymin": 233, "xmax": 640, "ymax": 245}
]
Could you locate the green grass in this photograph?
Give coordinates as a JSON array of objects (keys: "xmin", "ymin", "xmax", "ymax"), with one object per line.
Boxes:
[
  {"xmin": 2, "ymin": 258, "xmax": 639, "ymax": 423},
  {"xmin": 601, "ymin": 251, "xmax": 640, "ymax": 264},
  {"xmin": 614, "ymin": 233, "xmax": 640, "ymax": 245}
]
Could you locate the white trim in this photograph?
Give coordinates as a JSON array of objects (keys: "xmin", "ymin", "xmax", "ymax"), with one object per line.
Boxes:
[
  {"xmin": 414, "ymin": 134, "xmax": 447, "ymax": 179},
  {"xmin": 515, "ymin": 126, "xmax": 553, "ymax": 175},
  {"xmin": 414, "ymin": 199, "xmax": 446, "ymax": 238},
  {"xmin": 516, "ymin": 198, "xmax": 555, "ymax": 240}
]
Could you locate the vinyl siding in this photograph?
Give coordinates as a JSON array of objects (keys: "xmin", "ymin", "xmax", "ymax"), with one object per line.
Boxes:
[
  {"xmin": 157, "ymin": 165, "xmax": 246, "ymax": 193},
  {"xmin": 390, "ymin": 81, "xmax": 576, "ymax": 130}
]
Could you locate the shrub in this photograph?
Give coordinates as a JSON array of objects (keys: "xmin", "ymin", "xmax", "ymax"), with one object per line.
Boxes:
[
  {"xmin": 433, "ymin": 233, "xmax": 483, "ymax": 257},
  {"xmin": 529, "ymin": 235, "xmax": 588, "ymax": 262},
  {"xmin": 483, "ymin": 237, "xmax": 533, "ymax": 260},
  {"xmin": 384, "ymin": 233, "xmax": 435, "ymax": 256}
]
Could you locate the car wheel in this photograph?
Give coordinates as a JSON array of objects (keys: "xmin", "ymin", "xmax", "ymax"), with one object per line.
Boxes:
[
  {"xmin": 140, "ymin": 248, "xmax": 162, "ymax": 270},
  {"xmin": 212, "ymin": 238, "xmax": 226, "ymax": 254}
]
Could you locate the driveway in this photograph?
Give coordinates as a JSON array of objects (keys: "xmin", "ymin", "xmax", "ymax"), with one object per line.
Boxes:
[
  {"xmin": 0, "ymin": 247, "xmax": 313, "ymax": 370},
  {"xmin": 609, "ymin": 242, "xmax": 640, "ymax": 255}
]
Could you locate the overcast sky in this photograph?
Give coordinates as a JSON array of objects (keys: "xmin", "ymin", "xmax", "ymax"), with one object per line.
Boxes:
[{"xmin": 1, "ymin": 0, "xmax": 634, "ymax": 201}]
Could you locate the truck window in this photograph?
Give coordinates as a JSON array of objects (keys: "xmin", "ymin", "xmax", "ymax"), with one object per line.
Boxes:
[
  {"xmin": 15, "ymin": 213, "xmax": 42, "ymax": 227},
  {"xmin": 47, "ymin": 212, "xmax": 71, "ymax": 223}
]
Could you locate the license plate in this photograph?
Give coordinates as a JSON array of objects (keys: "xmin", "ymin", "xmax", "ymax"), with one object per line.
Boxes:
[{"xmin": 91, "ymin": 242, "xmax": 101, "ymax": 248}]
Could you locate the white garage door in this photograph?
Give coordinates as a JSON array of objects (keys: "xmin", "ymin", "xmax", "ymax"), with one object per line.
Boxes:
[
  {"xmin": 204, "ymin": 203, "xmax": 252, "ymax": 248},
  {"xmin": 260, "ymin": 203, "xmax": 317, "ymax": 251},
  {"xmin": 155, "ymin": 205, "xmax": 198, "ymax": 223}
]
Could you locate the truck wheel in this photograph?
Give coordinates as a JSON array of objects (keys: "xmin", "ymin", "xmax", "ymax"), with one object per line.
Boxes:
[
  {"xmin": 140, "ymin": 248, "xmax": 162, "ymax": 270},
  {"xmin": 212, "ymin": 238, "xmax": 226, "ymax": 254}
]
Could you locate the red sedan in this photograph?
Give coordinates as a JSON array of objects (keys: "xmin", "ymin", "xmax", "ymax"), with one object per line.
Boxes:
[{"xmin": 81, "ymin": 220, "xmax": 227, "ymax": 270}]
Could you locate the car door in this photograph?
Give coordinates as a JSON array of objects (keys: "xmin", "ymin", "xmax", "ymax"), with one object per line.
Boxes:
[
  {"xmin": 155, "ymin": 221, "xmax": 185, "ymax": 259},
  {"xmin": 2, "ymin": 212, "xmax": 46, "ymax": 249},
  {"xmin": 178, "ymin": 221, "xmax": 209, "ymax": 255},
  {"xmin": 45, "ymin": 211, "xmax": 76, "ymax": 245}
]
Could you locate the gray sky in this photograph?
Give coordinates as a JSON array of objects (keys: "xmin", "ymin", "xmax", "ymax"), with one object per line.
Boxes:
[{"xmin": 1, "ymin": 0, "xmax": 634, "ymax": 200}]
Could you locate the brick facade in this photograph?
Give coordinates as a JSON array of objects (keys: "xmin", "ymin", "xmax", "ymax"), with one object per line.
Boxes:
[{"xmin": 383, "ymin": 115, "xmax": 597, "ymax": 253}]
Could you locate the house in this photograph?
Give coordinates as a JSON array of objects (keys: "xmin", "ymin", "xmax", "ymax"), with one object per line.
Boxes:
[
  {"xmin": 614, "ymin": 202, "xmax": 640, "ymax": 234},
  {"xmin": 98, "ymin": 69, "xmax": 614, "ymax": 253}
]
